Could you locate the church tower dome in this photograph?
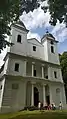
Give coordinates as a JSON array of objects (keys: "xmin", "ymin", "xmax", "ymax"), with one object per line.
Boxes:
[
  {"xmin": 12, "ymin": 20, "xmax": 29, "ymax": 33},
  {"xmin": 41, "ymin": 31, "xmax": 58, "ymax": 43}
]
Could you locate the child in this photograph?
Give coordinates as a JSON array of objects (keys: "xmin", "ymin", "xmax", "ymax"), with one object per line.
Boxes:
[{"xmin": 59, "ymin": 101, "xmax": 62, "ymax": 110}]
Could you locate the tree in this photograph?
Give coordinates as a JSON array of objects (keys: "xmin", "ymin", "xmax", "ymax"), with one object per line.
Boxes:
[
  {"xmin": 0, "ymin": 0, "xmax": 40, "ymax": 52},
  {"xmin": 0, "ymin": 0, "xmax": 67, "ymax": 52},
  {"xmin": 48, "ymin": 0, "xmax": 67, "ymax": 26},
  {"xmin": 59, "ymin": 52, "xmax": 67, "ymax": 102},
  {"xmin": 0, "ymin": 0, "xmax": 20, "ymax": 52}
]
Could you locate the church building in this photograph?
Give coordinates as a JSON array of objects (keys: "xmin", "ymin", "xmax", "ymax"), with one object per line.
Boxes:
[{"xmin": 0, "ymin": 21, "xmax": 66, "ymax": 113}]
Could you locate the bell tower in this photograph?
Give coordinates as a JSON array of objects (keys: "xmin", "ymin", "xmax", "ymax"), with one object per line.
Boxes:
[
  {"xmin": 41, "ymin": 32, "xmax": 60, "ymax": 64},
  {"xmin": 9, "ymin": 20, "xmax": 29, "ymax": 56}
]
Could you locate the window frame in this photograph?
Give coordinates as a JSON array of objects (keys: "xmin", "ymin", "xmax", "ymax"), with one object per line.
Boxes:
[
  {"xmin": 34, "ymin": 69, "xmax": 36, "ymax": 76},
  {"xmin": 14, "ymin": 63, "xmax": 19, "ymax": 72},
  {"xmin": 33, "ymin": 46, "xmax": 36, "ymax": 51},
  {"xmin": 54, "ymin": 71, "xmax": 57, "ymax": 78},
  {"xmin": 51, "ymin": 45, "xmax": 54, "ymax": 53},
  {"xmin": 17, "ymin": 35, "xmax": 21, "ymax": 43}
]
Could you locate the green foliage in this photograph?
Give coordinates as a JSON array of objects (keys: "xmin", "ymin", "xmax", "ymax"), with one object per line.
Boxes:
[
  {"xmin": 48, "ymin": 0, "xmax": 67, "ymax": 26},
  {"xmin": 59, "ymin": 52, "xmax": 67, "ymax": 102},
  {"xmin": 0, "ymin": 0, "xmax": 19, "ymax": 52},
  {"xmin": 42, "ymin": 0, "xmax": 67, "ymax": 26},
  {"xmin": 60, "ymin": 52, "xmax": 67, "ymax": 75}
]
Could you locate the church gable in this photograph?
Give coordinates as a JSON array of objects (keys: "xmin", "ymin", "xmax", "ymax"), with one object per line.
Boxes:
[{"xmin": 28, "ymin": 38, "xmax": 43, "ymax": 47}]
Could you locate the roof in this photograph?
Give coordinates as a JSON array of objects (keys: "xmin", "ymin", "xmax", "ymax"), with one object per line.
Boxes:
[
  {"xmin": 41, "ymin": 32, "xmax": 58, "ymax": 43},
  {"xmin": 12, "ymin": 20, "xmax": 29, "ymax": 33},
  {"xmin": 0, "ymin": 63, "xmax": 4, "ymax": 73},
  {"xmin": 28, "ymin": 38, "xmax": 43, "ymax": 46},
  {"xmin": 16, "ymin": 21, "xmax": 26, "ymax": 29}
]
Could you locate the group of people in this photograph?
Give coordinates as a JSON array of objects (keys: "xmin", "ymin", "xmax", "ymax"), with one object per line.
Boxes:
[{"xmin": 38, "ymin": 101, "xmax": 62, "ymax": 110}]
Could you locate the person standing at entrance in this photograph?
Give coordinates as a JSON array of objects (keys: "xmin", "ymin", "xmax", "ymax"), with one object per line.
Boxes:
[
  {"xmin": 38, "ymin": 101, "xmax": 41, "ymax": 110},
  {"xmin": 59, "ymin": 101, "xmax": 62, "ymax": 110}
]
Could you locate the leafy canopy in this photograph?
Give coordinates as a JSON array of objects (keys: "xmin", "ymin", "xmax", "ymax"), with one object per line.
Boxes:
[{"xmin": 59, "ymin": 52, "xmax": 67, "ymax": 102}]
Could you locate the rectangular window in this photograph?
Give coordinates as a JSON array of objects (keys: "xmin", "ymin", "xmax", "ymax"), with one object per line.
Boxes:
[
  {"xmin": 34, "ymin": 70, "xmax": 36, "ymax": 76},
  {"xmin": 54, "ymin": 71, "xmax": 57, "ymax": 78},
  {"xmin": 12, "ymin": 84, "xmax": 19, "ymax": 89},
  {"xmin": 51, "ymin": 46, "xmax": 54, "ymax": 53},
  {"xmin": 17, "ymin": 35, "xmax": 21, "ymax": 43},
  {"xmin": 14, "ymin": 63, "xmax": 19, "ymax": 72},
  {"xmin": 0, "ymin": 85, "xmax": 2, "ymax": 90},
  {"xmin": 33, "ymin": 46, "xmax": 36, "ymax": 51}
]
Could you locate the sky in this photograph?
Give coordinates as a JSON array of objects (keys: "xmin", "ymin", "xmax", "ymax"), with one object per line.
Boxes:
[{"xmin": 0, "ymin": 1, "xmax": 67, "ymax": 67}]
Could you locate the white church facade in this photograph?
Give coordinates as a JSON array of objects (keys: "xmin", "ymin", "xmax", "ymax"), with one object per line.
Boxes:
[{"xmin": 0, "ymin": 21, "xmax": 66, "ymax": 113}]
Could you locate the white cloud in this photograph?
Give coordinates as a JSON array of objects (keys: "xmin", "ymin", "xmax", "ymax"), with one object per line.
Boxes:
[
  {"xmin": 20, "ymin": 7, "xmax": 50, "ymax": 30},
  {"xmin": 41, "ymin": 0, "xmax": 48, "ymax": 7},
  {"xmin": 27, "ymin": 31, "xmax": 41, "ymax": 41},
  {"xmin": 20, "ymin": 3, "xmax": 67, "ymax": 43},
  {"xmin": 51, "ymin": 23, "xmax": 67, "ymax": 42}
]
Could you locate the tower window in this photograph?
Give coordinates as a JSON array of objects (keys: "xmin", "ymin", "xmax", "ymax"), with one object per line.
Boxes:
[
  {"xmin": 54, "ymin": 71, "xmax": 57, "ymax": 78},
  {"xmin": 33, "ymin": 46, "xmax": 36, "ymax": 51},
  {"xmin": 17, "ymin": 35, "xmax": 21, "ymax": 43},
  {"xmin": 14, "ymin": 63, "xmax": 19, "ymax": 72},
  {"xmin": 51, "ymin": 46, "xmax": 54, "ymax": 53},
  {"xmin": 51, "ymin": 41, "xmax": 54, "ymax": 45},
  {"xmin": 34, "ymin": 70, "xmax": 36, "ymax": 76}
]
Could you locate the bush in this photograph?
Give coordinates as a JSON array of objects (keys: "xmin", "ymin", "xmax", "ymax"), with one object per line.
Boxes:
[{"xmin": 24, "ymin": 106, "xmax": 38, "ymax": 111}]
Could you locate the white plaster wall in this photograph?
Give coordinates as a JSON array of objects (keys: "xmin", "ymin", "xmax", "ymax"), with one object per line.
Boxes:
[
  {"xmin": 27, "ymin": 41, "xmax": 45, "ymax": 60},
  {"xmin": 47, "ymin": 40, "xmax": 60, "ymax": 64},
  {"xmin": 48, "ymin": 66, "xmax": 63, "ymax": 82},
  {"xmin": 0, "ymin": 78, "xmax": 5, "ymax": 108},
  {"xmin": 49, "ymin": 83, "xmax": 66, "ymax": 106},
  {"xmin": 10, "ymin": 26, "xmax": 27, "ymax": 56},
  {"xmin": 7, "ymin": 57, "xmax": 26, "ymax": 76},
  {"xmin": 2, "ymin": 79, "xmax": 26, "ymax": 111},
  {"xmin": 42, "ymin": 38, "xmax": 60, "ymax": 64},
  {"xmin": 43, "ymin": 40, "xmax": 48, "ymax": 61}
]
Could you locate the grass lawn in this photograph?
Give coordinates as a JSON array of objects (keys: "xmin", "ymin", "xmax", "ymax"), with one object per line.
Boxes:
[{"xmin": 0, "ymin": 110, "xmax": 67, "ymax": 119}]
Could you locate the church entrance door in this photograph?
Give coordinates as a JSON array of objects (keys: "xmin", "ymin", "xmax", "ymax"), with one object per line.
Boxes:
[
  {"xmin": 46, "ymin": 95, "xmax": 50, "ymax": 105},
  {"xmin": 34, "ymin": 87, "xmax": 39, "ymax": 107}
]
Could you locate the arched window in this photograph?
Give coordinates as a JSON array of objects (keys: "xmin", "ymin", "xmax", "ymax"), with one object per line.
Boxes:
[
  {"xmin": 17, "ymin": 35, "xmax": 21, "ymax": 43},
  {"xmin": 51, "ymin": 46, "xmax": 54, "ymax": 53}
]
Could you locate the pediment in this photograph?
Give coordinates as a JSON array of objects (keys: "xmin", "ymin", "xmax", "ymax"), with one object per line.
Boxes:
[{"xmin": 28, "ymin": 38, "xmax": 43, "ymax": 47}]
